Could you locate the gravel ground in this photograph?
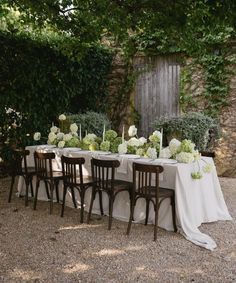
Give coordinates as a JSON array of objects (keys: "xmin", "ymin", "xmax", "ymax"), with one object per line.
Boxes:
[{"xmin": 0, "ymin": 177, "xmax": 235, "ymax": 283}]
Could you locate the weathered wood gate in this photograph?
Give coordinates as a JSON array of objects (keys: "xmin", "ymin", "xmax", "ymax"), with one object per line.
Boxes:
[{"xmin": 134, "ymin": 55, "xmax": 180, "ymax": 137}]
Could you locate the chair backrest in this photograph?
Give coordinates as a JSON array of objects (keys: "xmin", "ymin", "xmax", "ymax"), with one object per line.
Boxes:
[
  {"xmin": 34, "ymin": 151, "xmax": 55, "ymax": 179},
  {"xmin": 10, "ymin": 148, "xmax": 30, "ymax": 176},
  {"xmin": 132, "ymin": 162, "xmax": 164, "ymax": 197},
  {"xmin": 200, "ymin": 151, "xmax": 215, "ymax": 159},
  {"xmin": 61, "ymin": 155, "xmax": 85, "ymax": 186},
  {"xmin": 91, "ymin": 158, "xmax": 120, "ymax": 191}
]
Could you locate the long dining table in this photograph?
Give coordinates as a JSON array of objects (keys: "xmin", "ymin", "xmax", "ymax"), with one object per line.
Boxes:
[{"xmin": 17, "ymin": 145, "xmax": 232, "ymax": 251}]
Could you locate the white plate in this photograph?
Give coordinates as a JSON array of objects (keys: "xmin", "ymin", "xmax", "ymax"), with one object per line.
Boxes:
[
  {"xmin": 63, "ymin": 147, "xmax": 81, "ymax": 151},
  {"xmin": 92, "ymin": 151, "xmax": 111, "ymax": 155},
  {"xmin": 135, "ymin": 158, "xmax": 154, "ymax": 163},
  {"xmin": 119, "ymin": 154, "xmax": 140, "ymax": 159},
  {"xmin": 154, "ymin": 158, "xmax": 177, "ymax": 164},
  {"xmin": 37, "ymin": 144, "xmax": 56, "ymax": 149}
]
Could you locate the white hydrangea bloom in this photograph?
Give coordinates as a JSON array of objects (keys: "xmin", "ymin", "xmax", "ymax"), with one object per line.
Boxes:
[
  {"xmin": 169, "ymin": 138, "xmax": 181, "ymax": 155},
  {"xmin": 59, "ymin": 114, "xmax": 66, "ymax": 121},
  {"xmin": 33, "ymin": 132, "xmax": 41, "ymax": 141},
  {"xmin": 138, "ymin": 137, "xmax": 147, "ymax": 146},
  {"xmin": 159, "ymin": 147, "xmax": 172, "ymax": 159},
  {"xmin": 136, "ymin": 148, "xmax": 145, "ymax": 156},
  {"xmin": 56, "ymin": 132, "xmax": 64, "ymax": 140},
  {"xmin": 58, "ymin": 140, "xmax": 65, "ymax": 148},
  {"xmin": 48, "ymin": 132, "xmax": 56, "ymax": 142},
  {"xmin": 146, "ymin": 147, "xmax": 157, "ymax": 159},
  {"xmin": 152, "ymin": 130, "xmax": 162, "ymax": 138},
  {"xmin": 63, "ymin": 133, "xmax": 72, "ymax": 141},
  {"xmin": 203, "ymin": 163, "xmax": 214, "ymax": 173},
  {"xmin": 127, "ymin": 137, "xmax": 140, "ymax": 147},
  {"xmin": 118, "ymin": 142, "xmax": 127, "ymax": 154},
  {"xmin": 128, "ymin": 125, "xmax": 137, "ymax": 137},
  {"xmin": 193, "ymin": 150, "xmax": 201, "ymax": 161},
  {"xmin": 176, "ymin": 152, "xmax": 194, "ymax": 163},
  {"xmin": 83, "ymin": 134, "xmax": 97, "ymax": 145},
  {"xmin": 70, "ymin": 123, "xmax": 78, "ymax": 133},
  {"xmin": 50, "ymin": 126, "xmax": 58, "ymax": 133}
]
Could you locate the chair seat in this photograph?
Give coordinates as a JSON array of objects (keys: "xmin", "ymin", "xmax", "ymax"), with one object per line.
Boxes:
[
  {"xmin": 136, "ymin": 186, "xmax": 174, "ymax": 198},
  {"xmin": 94, "ymin": 179, "xmax": 132, "ymax": 192},
  {"xmin": 65, "ymin": 176, "xmax": 94, "ymax": 187},
  {"xmin": 38, "ymin": 171, "xmax": 64, "ymax": 179},
  {"xmin": 22, "ymin": 167, "xmax": 37, "ymax": 175}
]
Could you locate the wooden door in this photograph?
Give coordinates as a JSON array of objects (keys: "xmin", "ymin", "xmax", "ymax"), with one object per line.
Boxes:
[{"xmin": 134, "ymin": 55, "xmax": 180, "ymax": 137}]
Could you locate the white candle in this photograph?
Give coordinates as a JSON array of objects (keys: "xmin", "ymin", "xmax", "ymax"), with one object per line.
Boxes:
[
  {"xmin": 122, "ymin": 125, "xmax": 125, "ymax": 143},
  {"xmin": 103, "ymin": 124, "xmax": 106, "ymax": 142},
  {"xmin": 85, "ymin": 130, "xmax": 87, "ymax": 136},
  {"xmin": 159, "ymin": 128, "xmax": 163, "ymax": 157},
  {"xmin": 52, "ymin": 122, "xmax": 54, "ymax": 127},
  {"xmin": 79, "ymin": 124, "xmax": 82, "ymax": 141}
]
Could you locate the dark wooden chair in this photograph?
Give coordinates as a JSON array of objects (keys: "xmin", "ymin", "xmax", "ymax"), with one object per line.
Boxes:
[
  {"xmin": 200, "ymin": 151, "xmax": 215, "ymax": 159},
  {"xmin": 127, "ymin": 162, "xmax": 177, "ymax": 241},
  {"xmin": 61, "ymin": 155, "xmax": 94, "ymax": 223},
  {"xmin": 33, "ymin": 151, "xmax": 64, "ymax": 214},
  {"xmin": 87, "ymin": 158, "xmax": 132, "ymax": 230},
  {"xmin": 8, "ymin": 148, "xmax": 36, "ymax": 206}
]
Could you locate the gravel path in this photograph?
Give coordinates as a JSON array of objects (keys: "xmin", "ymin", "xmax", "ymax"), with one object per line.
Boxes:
[{"xmin": 0, "ymin": 177, "xmax": 235, "ymax": 283}]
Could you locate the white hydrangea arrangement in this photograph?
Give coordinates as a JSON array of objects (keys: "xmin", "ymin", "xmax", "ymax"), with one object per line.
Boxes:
[
  {"xmin": 33, "ymin": 114, "xmax": 80, "ymax": 148},
  {"xmin": 159, "ymin": 138, "xmax": 213, "ymax": 179},
  {"xmin": 33, "ymin": 120, "xmax": 214, "ymax": 179},
  {"xmin": 126, "ymin": 127, "xmax": 162, "ymax": 157}
]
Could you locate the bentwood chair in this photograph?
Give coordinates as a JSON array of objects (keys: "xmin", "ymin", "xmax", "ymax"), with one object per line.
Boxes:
[
  {"xmin": 61, "ymin": 155, "xmax": 94, "ymax": 223},
  {"xmin": 33, "ymin": 151, "xmax": 64, "ymax": 214},
  {"xmin": 8, "ymin": 148, "xmax": 36, "ymax": 206},
  {"xmin": 127, "ymin": 162, "xmax": 177, "ymax": 241},
  {"xmin": 87, "ymin": 158, "xmax": 132, "ymax": 230}
]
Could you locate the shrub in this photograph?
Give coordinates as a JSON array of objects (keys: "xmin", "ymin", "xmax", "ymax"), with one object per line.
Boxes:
[
  {"xmin": 67, "ymin": 111, "xmax": 111, "ymax": 137},
  {"xmin": 153, "ymin": 112, "xmax": 221, "ymax": 151}
]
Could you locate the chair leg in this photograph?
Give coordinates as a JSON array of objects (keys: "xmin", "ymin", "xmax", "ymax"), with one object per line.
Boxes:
[
  {"xmin": 55, "ymin": 180, "xmax": 60, "ymax": 203},
  {"xmin": 145, "ymin": 199, "xmax": 150, "ymax": 225},
  {"xmin": 98, "ymin": 190, "xmax": 104, "ymax": 215},
  {"xmin": 61, "ymin": 185, "xmax": 67, "ymax": 217},
  {"xmin": 33, "ymin": 180, "xmax": 40, "ymax": 210},
  {"xmin": 80, "ymin": 190, "xmax": 85, "ymax": 223},
  {"xmin": 127, "ymin": 197, "xmax": 135, "ymax": 236},
  {"xmin": 71, "ymin": 187, "xmax": 77, "ymax": 208},
  {"xmin": 87, "ymin": 188, "xmax": 96, "ymax": 224},
  {"xmin": 44, "ymin": 181, "xmax": 50, "ymax": 200},
  {"xmin": 49, "ymin": 181, "xmax": 54, "ymax": 214},
  {"xmin": 154, "ymin": 204, "xmax": 158, "ymax": 241},
  {"xmin": 108, "ymin": 195, "xmax": 114, "ymax": 230},
  {"xmin": 171, "ymin": 196, "xmax": 177, "ymax": 232},
  {"xmin": 30, "ymin": 177, "xmax": 34, "ymax": 197},
  {"xmin": 8, "ymin": 176, "xmax": 15, "ymax": 203},
  {"xmin": 25, "ymin": 177, "xmax": 29, "ymax": 207}
]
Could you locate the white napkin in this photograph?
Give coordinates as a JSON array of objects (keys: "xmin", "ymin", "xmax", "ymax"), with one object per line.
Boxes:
[{"xmin": 116, "ymin": 156, "xmax": 129, "ymax": 174}]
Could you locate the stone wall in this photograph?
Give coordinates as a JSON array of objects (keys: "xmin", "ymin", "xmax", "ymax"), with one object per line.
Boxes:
[
  {"xmin": 108, "ymin": 54, "xmax": 236, "ymax": 177},
  {"xmin": 215, "ymin": 74, "xmax": 236, "ymax": 177},
  {"xmin": 183, "ymin": 59, "xmax": 236, "ymax": 177},
  {"xmin": 107, "ymin": 52, "xmax": 135, "ymax": 132}
]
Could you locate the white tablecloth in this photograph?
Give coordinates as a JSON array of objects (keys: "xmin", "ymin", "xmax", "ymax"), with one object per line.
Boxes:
[{"xmin": 18, "ymin": 145, "xmax": 232, "ymax": 250}]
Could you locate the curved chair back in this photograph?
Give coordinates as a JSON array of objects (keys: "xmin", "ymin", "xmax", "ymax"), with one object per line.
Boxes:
[
  {"xmin": 61, "ymin": 155, "xmax": 85, "ymax": 186},
  {"xmin": 133, "ymin": 162, "xmax": 164, "ymax": 198},
  {"xmin": 34, "ymin": 151, "xmax": 55, "ymax": 179},
  {"xmin": 10, "ymin": 148, "xmax": 30, "ymax": 176},
  {"xmin": 91, "ymin": 158, "xmax": 120, "ymax": 191}
]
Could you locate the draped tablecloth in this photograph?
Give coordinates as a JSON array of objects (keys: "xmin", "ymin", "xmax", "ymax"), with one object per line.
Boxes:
[{"xmin": 18, "ymin": 145, "xmax": 232, "ymax": 251}]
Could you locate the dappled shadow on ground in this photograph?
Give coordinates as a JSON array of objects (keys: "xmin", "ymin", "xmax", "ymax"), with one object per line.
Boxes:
[{"xmin": 0, "ymin": 177, "xmax": 235, "ymax": 283}]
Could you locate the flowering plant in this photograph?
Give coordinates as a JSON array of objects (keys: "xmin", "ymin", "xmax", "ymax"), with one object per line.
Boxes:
[
  {"xmin": 34, "ymin": 114, "xmax": 80, "ymax": 148},
  {"xmin": 159, "ymin": 138, "xmax": 213, "ymax": 179}
]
